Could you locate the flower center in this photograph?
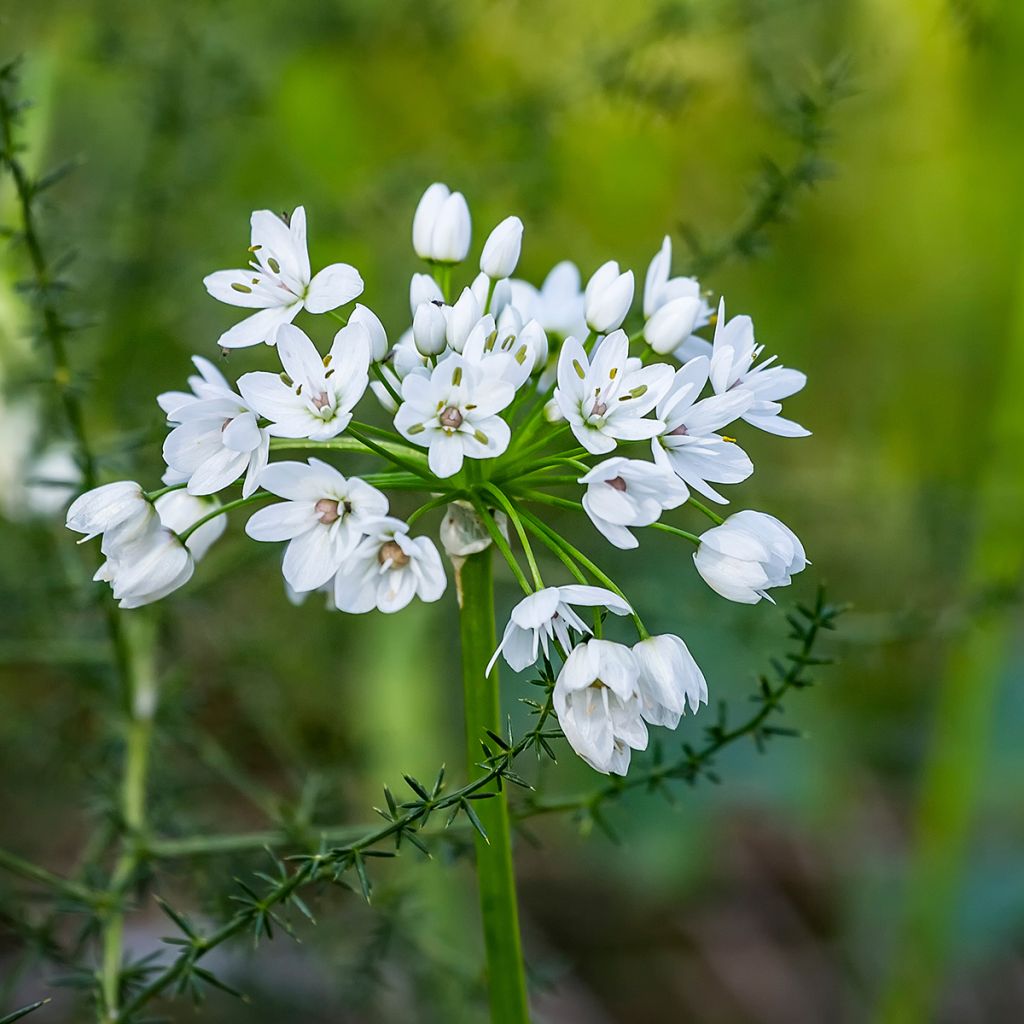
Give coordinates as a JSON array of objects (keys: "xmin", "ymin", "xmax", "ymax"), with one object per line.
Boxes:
[
  {"xmin": 315, "ymin": 498, "xmax": 340, "ymax": 524},
  {"xmin": 607, "ymin": 476, "xmax": 628, "ymax": 492},
  {"xmin": 378, "ymin": 540, "xmax": 409, "ymax": 568},
  {"xmin": 312, "ymin": 391, "xmax": 331, "ymax": 411},
  {"xmin": 591, "ymin": 399, "xmax": 608, "ymax": 417},
  {"xmin": 668, "ymin": 423, "xmax": 689, "ymax": 437},
  {"xmin": 439, "ymin": 406, "xmax": 463, "ymax": 430}
]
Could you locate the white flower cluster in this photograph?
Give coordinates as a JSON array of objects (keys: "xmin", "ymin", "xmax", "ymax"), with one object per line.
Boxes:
[{"xmin": 66, "ymin": 184, "xmax": 811, "ymax": 775}]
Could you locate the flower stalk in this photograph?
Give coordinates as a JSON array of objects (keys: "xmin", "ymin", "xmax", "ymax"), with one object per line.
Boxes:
[{"xmin": 457, "ymin": 549, "xmax": 530, "ymax": 1024}]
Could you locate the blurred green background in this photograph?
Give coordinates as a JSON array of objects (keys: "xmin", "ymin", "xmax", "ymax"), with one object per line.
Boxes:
[{"xmin": 2, "ymin": 1, "xmax": 1023, "ymax": 1021}]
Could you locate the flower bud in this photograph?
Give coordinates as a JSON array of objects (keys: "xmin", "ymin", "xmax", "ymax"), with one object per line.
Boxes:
[
  {"xmin": 490, "ymin": 277, "xmax": 512, "ymax": 318},
  {"xmin": 543, "ymin": 397, "xmax": 564, "ymax": 422},
  {"xmin": 643, "ymin": 296, "xmax": 703, "ymax": 354},
  {"xmin": 349, "ymin": 303, "xmax": 388, "ymax": 361},
  {"xmin": 585, "ymin": 261, "xmax": 634, "ymax": 333},
  {"xmin": 496, "ymin": 303, "xmax": 522, "ymax": 339},
  {"xmin": 480, "ymin": 215, "xmax": 523, "ymax": 279},
  {"xmin": 413, "ymin": 302, "xmax": 448, "ymax": 356},
  {"xmin": 632, "ymin": 634, "xmax": 707, "ymax": 728},
  {"xmin": 446, "ymin": 287, "xmax": 481, "ymax": 353},
  {"xmin": 414, "ymin": 183, "xmax": 471, "ymax": 263},
  {"xmin": 410, "ymin": 272, "xmax": 443, "ymax": 314},
  {"xmin": 518, "ymin": 319, "xmax": 549, "ymax": 372}
]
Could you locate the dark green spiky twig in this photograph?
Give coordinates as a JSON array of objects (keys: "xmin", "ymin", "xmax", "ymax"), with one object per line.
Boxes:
[
  {"xmin": 683, "ymin": 58, "xmax": 852, "ymax": 276},
  {"xmin": 0, "ymin": 1000, "xmax": 50, "ymax": 1024},
  {"xmin": 519, "ymin": 588, "xmax": 844, "ymax": 831}
]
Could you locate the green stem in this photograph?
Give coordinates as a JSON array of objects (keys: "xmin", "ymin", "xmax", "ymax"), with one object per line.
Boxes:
[
  {"xmin": 99, "ymin": 613, "xmax": 158, "ymax": 1022},
  {"xmin": 457, "ymin": 551, "xmax": 530, "ymax": 1024}
]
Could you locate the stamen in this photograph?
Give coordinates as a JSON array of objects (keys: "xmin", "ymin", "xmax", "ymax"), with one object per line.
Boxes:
[
  {"xmin": 378, "ymin": 540, "xmax": 409, "ymax": 568},
  {"xmin": 231, "ymin": 282, "xmax": 252, "ymax": 294},
  {"xmin": 451, "ymin": 366, "xmax": 463, "ymax": 386},
  {"xmin": 407, "ymin": 423, "xmax": 426, "ymax": 435},
  {"xmin": 267, "ymin": 256, "xmax": 281, "ymax": 275},
  {"xmin": 315, "ymin": 498, "xmax": 340, "ymax": 524},
  {"xmin": 573, "ymin": 359, "xmax": 586, "ymax": 379},
  {"xmin": 722, "ymin": 435, "xmax": 737, "ymax": 443}
]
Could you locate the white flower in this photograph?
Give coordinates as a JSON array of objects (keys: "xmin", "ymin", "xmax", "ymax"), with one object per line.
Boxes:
[
  {"xmin": 487, "ymin": 585, "xmax": 631, "ymax": 673},
  {"xmin": 445, "ymin": 287, "xmax": 482, "ymax": 352},
  {"xmin": 694, "ymin": 510, "xmax": 807, "ymax": 604},
  {"xmin": 644, "ymin": 296, "xmax": 705, "ymax": 355},
  {"xmin": 238, "ymin": 322, "xmax": 370, "ymax": 441},
  {"xmin": 162, "ymin": 391, "xmax": 269, "ymax": 498},
  {"xmin": 643, "ymin": 236, "xmax": 711, "ymax": 319},
  {"xmin": 410, "ymin": 272, "xmax": 444, "ymax": 312},
  {"xmin": 579, "ymin": 457, "xmax": 688, "ymax": 549},
  {"xmin": 709, "ymin": 299, "xmax": 809, "ymax": 437},
  {"xmin": 154, "ymin": 490, "xmax": 226, "ymax": 560},
  {"xmin": 157, "ymin": 355, "xmax": 234, "ymax": 418},
  {"xmin": 653, "ymin": 356, "xmax": 755, "ymax": 504},
  {"xmin": 553, "ymin": 639, "xmax": 648, "ymax": 775},
  {"xmin": 94, "ymin": 520, "xmax": 194, "ymax": 609},
  {"xmin": 584, "ymin": 261, "xmax": 634, "ymax": 333},
  {"xmin": 554, "ymin": 331, "xmax": 672, "ymax": 454},
  {"xmin": 245, "ymin": 459, "xmax": 388, "ymax": 593},
  {"xmin": 333, "ymin": 516, "xmax": 446, "ymax": 613},
  {"xmin": 509, "ymin": 261, "xmax": 587, "ymax": 339},
  {"xmin": 203, "ymin": 207, "xmax": 363, "ymax": 348},
  {"xmin": 632, "ymin": 634, "xmax": 707, "ymax": 728},
  {"xmin": 461, "ymin": 315, "xmax": 544, "ymax": 391},
  {"xmin": 480, "ymin": 216, "xmax": 523, "ymax": 279},
  {"xmin": 412, "ymin": 301, "xmax": 448, "ymax": 356},
  {"xmin": 349, "ymin": 304, "xmax": 388, "ymax": 362},
  {"xmin": 66, "ymin": 481, "xmax": 152, "ymax": 548},
  {"xmin": 393, "ymin": 353, "xmax": 514, "ymax": 478},
  {"xmin": 412, "ymin": 183, "xmax": 471, "ymax": 263}
]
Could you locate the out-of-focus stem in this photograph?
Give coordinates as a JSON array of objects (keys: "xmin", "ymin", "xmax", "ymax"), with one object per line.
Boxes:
[
  {"xmin": 876, "ymin": 240, "xmax": 1024, "ymax": 1023},
  {"xmin": 457, "ymin": 550, "xmax": 530, "ymax": 1024},
  {"xmin": 99, "ymin": 613, "xmax": 158, "ymax": 1023}
]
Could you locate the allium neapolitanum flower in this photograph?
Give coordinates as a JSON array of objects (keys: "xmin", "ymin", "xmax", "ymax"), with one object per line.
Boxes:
[{"xmin": 67, "ymin": 183, "xmax": 812, "ymax": 776}]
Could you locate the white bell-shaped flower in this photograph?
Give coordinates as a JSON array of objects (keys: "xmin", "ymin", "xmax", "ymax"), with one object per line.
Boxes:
[
  {"xmin": 584, "ymin": 260, "xmax": 634, "ymax": 333},
  {"xmin": 488, "ymin": 585, "xmax": 631, "ymax": 673},
  {"xmin": 412, "ymin": 183, "xmax": 471, "ymax": 263},
  {"xmin": 693, "ymin": 510, "xmax": 807, "ymax": 604},
  {"xmin": 480, "ymin": 215, "xmax": 523, "ymax": 279},
  {"xmin": 66, "ymin": 481, "xmax": 153, "ymax": 549},
  {"xmin": 554, "ymin": 639, "xmax": 648, "ymax": 776},
  {"xmin": 632, "ymin": 634, "xmax": 708, "ymax": 728},
  {"xmin": 94, "ymin": 520, "xmax": 194, "ymax": 609}
]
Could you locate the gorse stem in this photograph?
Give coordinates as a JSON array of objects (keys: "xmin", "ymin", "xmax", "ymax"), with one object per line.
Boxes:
[{"xmin": 457, "ymin": 551, "xmax": 530, "ymax": 1023}]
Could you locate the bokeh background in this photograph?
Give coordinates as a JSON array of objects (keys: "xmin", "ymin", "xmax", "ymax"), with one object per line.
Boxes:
[{"xmin": 2, "ymin": 1, "xmax": 1023, "ymax": 1021}]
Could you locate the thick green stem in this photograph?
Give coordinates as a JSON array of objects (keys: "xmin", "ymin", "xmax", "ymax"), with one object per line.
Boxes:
[
  {"xmin": 99, "ymin": 613, "xmax": 158, "ymax": 1022},
  {"xmin": 457, "ymin": 550, "xmax": 530, "ymax": 1023}
]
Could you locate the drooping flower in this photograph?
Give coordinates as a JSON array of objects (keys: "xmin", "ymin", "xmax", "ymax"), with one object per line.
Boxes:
[
  {"xmin": 554, "ymin": 331, "xmax": 672, "ymax": 454},
  {"xmin": 333, "ymin": 516, "xmax": 446, "ymax": 613},
  {"xmin": 154, "ymin": 490, "xmax": 226, "ymax": 560},
  {"xmin": 584, "ymin": 261, "xmax": 634, "ymax": 333},
  {"xmin": 203, "ymin": 207, "xmax": 363, "ymax": 348},
  {"xmin": 349, "ymin": 304, "xmax": 389, "ymax": 362},
  {"xmin": 653, "ymin": 355, "xmax": 755, "ymax": 504},
  {"xmin": 93, "ymin": 520, "xmax": 194, "ymax": 609},
  {"xmin": 709, "ymin": 299, "xmax": 809, "ymax": 437},
  {"xmin": 412, "ymin": 183, "xmax": 471, "ymax": 263},
  {"xmin": 632, "ymin": 634, "xmax": 708, "ymax": 727},
  {"xmin": 693, "ymin": 510, "xmax": 807, "ymax": 604},
  {"xmin": 162, "ymin": 391, "xmax": 269, "ymax": 498},
  {"xmin": 393, "ymin": 353, "xmax": 514, "ymax": 478},
  {"xmin": 238, "ymin": 322, "xmax": 370, "ymax": 441},
  {"xmin": 480, "ymin": 216, "xmax": 523, "ymax": 279},
  {"xmin": 579, "ymin": 456, "xmax": 688, "ymax": 549},
  {"xmin": 245, "ymin": 459, "xmax": 388, "ymax": 593},
  {"xmin": 553, "ymin": 639, "xmax": 648, "ymax": 775},
  {"xmin": 488, "ymin": 585, "xmax": 631, "ymax": 673},
  {"xmin": 66, "ymin": 481, "xmax": 153, "ymax": 548}
]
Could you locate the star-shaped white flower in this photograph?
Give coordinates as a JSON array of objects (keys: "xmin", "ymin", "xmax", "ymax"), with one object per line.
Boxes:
[
  {"xmin": 709, "ymin": 299, "xmax": 809, "ymax": 437},
  {"xmin": 488, "ymin": 585, "xmax": 631, "ymax": 673},
  {"xmin": 246, "ymin": 458, "xmax": 388, "ymax": 593},
  {"xmin": 393, "ymin": 353, "xmax": 514, "ymax": 478},
  {"xmin": 204, "ymin": 206, "xmax": 363, "ymax": 348},
  {"xmin": 238, "ymin": 322, "xmax": 370, "ymax": 441},
  {"xmin": 653, "ymin": 355, "xmax": 755, "ymax": 504},
  {"xmin": 554, "ymin": 331, "xmax": 672, "ymax": 454}
]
